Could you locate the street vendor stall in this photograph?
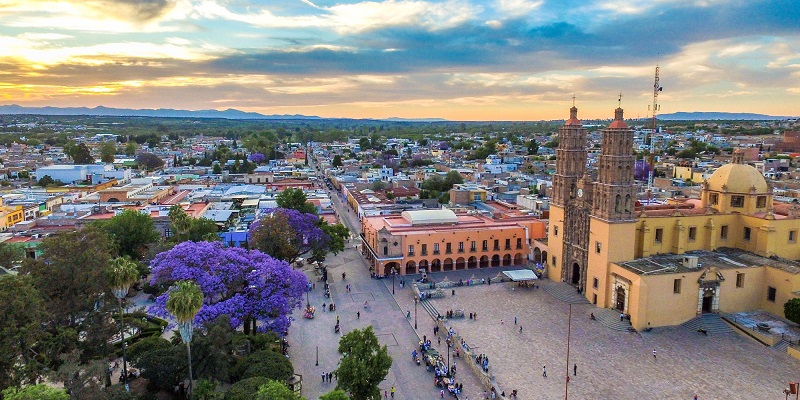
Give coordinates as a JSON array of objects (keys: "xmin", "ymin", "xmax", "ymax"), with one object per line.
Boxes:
[
  {"xmin": 303, "ymin": 305, "xmax": 315, "ymax": 319},
  {"xmin": 503, "ymin": 269, "xmax": 539, "ymax": 287}
]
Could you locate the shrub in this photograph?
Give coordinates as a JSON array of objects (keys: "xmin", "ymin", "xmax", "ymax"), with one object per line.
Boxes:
[{"xmin": 225, "ymin": 377, "xmax": 270, "ymax": 400}]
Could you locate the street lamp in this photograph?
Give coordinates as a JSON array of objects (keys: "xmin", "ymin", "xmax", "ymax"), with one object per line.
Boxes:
[
  {"xmin": 106, "ymin": 257, "xmax": 140, "ymax": 392},
  {"xmin": 392, "ymin": 268, "xmax": 396, "ymax": 295},
  {"xmin": 414, "ymin": 296, "xmax": 418, "ymax": 329}
]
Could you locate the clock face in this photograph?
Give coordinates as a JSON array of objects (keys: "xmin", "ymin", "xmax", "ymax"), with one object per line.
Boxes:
[{"xmin": 577, "ymin": 188, "xmax": 583, "ymax": 198}]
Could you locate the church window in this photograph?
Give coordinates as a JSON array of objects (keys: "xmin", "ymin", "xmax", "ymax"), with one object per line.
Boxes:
[
  {"xmin": 710, "ymin": 193, "xmax": 718, "ymax": 205},
  {"xmin": 736, "ymin": 273, "xmax": 745, "ymax": 288},
  {"xmin": 554, "ymin": 226, "xmax": 558, "ymax": 236},
  {"xmin": 654, "ymin": 228, "xmax": 663, "ymax": 244},
  {"xmin": 624, "ymin": 194, "xmax": 631, "ymax": 213},
  {"xmin": 720, "ymin": 225, "xmax": 728, "ymax": 240},
  {"xmin": 595, "ymin": 241, "xmax": 602, "ymax": 254},
  {"xmin": 688, "ymin": 227, "xmax": 697, "ymax": 242},
  {"xmin": 744, "ymin": 227, "xmax": 752, "ymax": 241},
  {"xmin": 592, "ymin": 277, "xmax": 598, "ymax": 289},
  {"xmin": 790, "ymin": 230, "xmax": 797, "ymax": 244},
  {"xmin": 615, "ymin": 195, "xmax": 621, "ymax": 213},
  {"xmin": 383, "ymin": 246, "xmax": 388, "ymax": 255},
  {"xmin": 552, "ymin": 256, "xmax": 557, "ymax": 266},
  {"xmin": 767, "ymin": 286, "xmax": 777, "ymax": 302},
  {"xmin": 756, "ymin": 196, "xmax": 767, "ymax": 208},
  {"xmin": 730, "ymin": 195, "xmax": 744, "ymax": 208},
  {"xmin": 673, "ymin": 279, "xmax": 682, "ymax": 294}
]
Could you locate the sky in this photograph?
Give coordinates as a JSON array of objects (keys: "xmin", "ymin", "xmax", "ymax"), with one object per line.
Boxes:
[{"xmin": 0, "ymin": 0, "xmax": 798, "ymax": 121}]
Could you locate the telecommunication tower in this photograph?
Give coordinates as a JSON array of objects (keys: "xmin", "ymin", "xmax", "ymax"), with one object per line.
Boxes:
[{"xmin": 647, "ymin": 65, "xmax": 662, "ymax": 191}]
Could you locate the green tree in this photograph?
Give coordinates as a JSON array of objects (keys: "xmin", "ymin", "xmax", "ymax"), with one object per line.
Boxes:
[
  {"xmin": 0, "ymin": 241, "xmax": 24, "ymax": 271},
  {"xmin": 126, "ymin": 336, "xmax": 172, "ymax": 363},
  {"xmin": 73, "ymin": 142, "xmax": 94, "ymax": 164},
  {"xmin": 99, "ymin": 141, "xmax": 117, "ymax": 163},
  {"xmin": 320, "ymin": 390, "xmax": 350, "ymax": 400},
  {"xmin": 95, "ymin": 209, "xmax": 159, "ymax": 260},
  {"xmin": 213, "ymin": 164, "xmax": 222, "ymax": 174},
  {"xmin": 22, "ymin": 226, "xmax": 115, "ymax": 327},
  {"xmin": 166, "ymin": 280, "xmax": 204, "ymax": 398},
  {"xmin": 136, "ymin": 152, "xmax": 165, "ymax": 170},
  {"xmin": 225, "ymin": 377, "xmax": 269, "ymax": 400},
  {"xmin": 334, "ymin": 326, "xmax": 391, "ymax": 400},
  {"xmin": 442, "ymin": 170, "xmax": 464, "ymax": 191},
  {"xmin": 0, "ymin": 275, "xmax": 49, "ymax": 392},
  {"xmin": 332, "ymin": 154, "xmax": 343, "ymax": 167},
  {"xmin": 134, "ymin": 346, "xmax": 187, "ymax": 391},
  {"xmin": 312, "ymin": 221, "xmax": 349, "ymax": 262},
  {"xmin": 276, "ymin": 188, "xmax": 317, "ymax": 214},
  {"xmin": 236, "ymin": 350, "xmax": 293, "ymax": 382},
  {"xmin": 124, "ymin": 142, "xmax": 137, "ymax": 157},
  {"xmin": 1, "ymin": 384, "xmax": 68, "ymax": 400},
  {"xmin": 785, "ymin": 298, "xmax": 800, "ymax": 324},
  {"xmin": 372, "ymin": 181, "xmax": 386, "ymax": 191},
  {"xmin": 256, "ymin": 380, "xmax": 303, "ymax": 400},
  {"xmin": 527, "ymin": 139, "xmax": 539, "ymax": 155},
  {"xmin": 194, "ymin": 378, "xmax": 222, "ymax": 400},
  {"xmin": 37, "ymin": 175, "xmax": 57, "ymax": 187},
  {"xmin": 169, "ymin": 205, "xmax": 220, "ymax": 243}
]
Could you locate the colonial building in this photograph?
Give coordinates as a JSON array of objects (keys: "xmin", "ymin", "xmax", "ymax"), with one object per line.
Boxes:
[
  {"xmin": 361, "ymin": 209, "xmax": 546, "ymax": 276},
  {"xmin": 548, "ymin": 106, "xmax": 800, "ymax": 330}
]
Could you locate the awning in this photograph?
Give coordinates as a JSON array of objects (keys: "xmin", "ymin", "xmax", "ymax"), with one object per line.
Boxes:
[{"xmin": 502, "ymin": 269, "xmax": 538, "ymax": 281}]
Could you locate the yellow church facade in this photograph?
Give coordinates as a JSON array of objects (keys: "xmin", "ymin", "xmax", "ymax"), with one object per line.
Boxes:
[{"xmin": 547, "ymin": 107, "xmax": 800, "ymax": 330}]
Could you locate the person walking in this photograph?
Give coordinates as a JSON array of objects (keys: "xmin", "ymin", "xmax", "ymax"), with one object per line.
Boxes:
[
  {"xmin": 573, "ymin": 363, "xmax": 577, "ymax": 376},
  {"xmin": 322, "ymin": 372, "xmax": 326, "ymax": 382},
  {"xmin": 390, "ymin": 386, "xmax": 395, "ymax": 398},
  {"xmin": 519, "ymin": 326, "xmax": 523, "ymax": 333},
  {"xmin": 652, "ymin": 349, "xmax": 657, "ymax": 360},
  {"xmin": 542, "ymin": 365, "xmax": 547, "ymax": 377},
  {"xmin": 440, "ymin": 389, "xmax": 445, "ymax": 398},
  {"xmin": 357, "ymin": 311, "xmax": 360, "ymax": 319},
  {"xmin": 514, "ymin": 316, "xmax": 517, "ymax": 325}
]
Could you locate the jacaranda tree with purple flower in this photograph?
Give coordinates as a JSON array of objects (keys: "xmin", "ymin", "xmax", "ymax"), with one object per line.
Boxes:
[
  {"xmin": 149, "ymin": 241, "xmax": 307, "ymax": 335},
  {"xmin": 248, "ymin": 152, "xmax": 266, "ymax": 164},
  {"xmin": 248, "ymin": 208, "xmax": 334, "ymax": 263}
]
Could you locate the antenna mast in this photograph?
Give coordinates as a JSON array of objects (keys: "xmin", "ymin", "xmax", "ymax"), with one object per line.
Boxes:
[{"xmin": 647, "ymin": 65, "xmax": 661, "ymax": 192}]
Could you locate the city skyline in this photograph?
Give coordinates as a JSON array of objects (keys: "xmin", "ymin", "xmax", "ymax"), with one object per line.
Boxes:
[{"xmin": 0, "ymin": 0, "xmax": 798, "ymax": 121}]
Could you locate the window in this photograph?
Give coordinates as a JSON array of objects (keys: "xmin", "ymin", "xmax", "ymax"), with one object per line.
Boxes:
[
  {"xmin": 592, "ymin": 277, "xmax": 598, "ymax": 289},
  {"xmin": 164, "ymin": 228, "xmax": 172, "ymax": 238},
  {"xmin": 768, "ymin": 286, "xmax": 777, "ymax": 302},
  {"xmin": 593, "ymin": 293, "xmax": 597, "ymax": 304},
  {"xmin": 383, "ymin": 246, "xmax": 388, "ymax": 256},
  {"xmin": 595, "ymin": 242, "xmax": 602, "ymax": 254},
  {"xmin": 757, "ymin": 196, "xmax": 767, "ymax": 208},
  {"xmin": 470, "ymin": 241, "xmax": 476, "ymax": 252},
  {"xmin": 554, "ymin": 226, "xmax": 559, "ymax": 236},
  {"xmin": 446, "ymin": 243, "xmax": 452, "ymax": 254},
  {"xmin": 688, "ymin": 227, "xmax": 697, "ymax": 242},
  {"xmin": 736, "ymin": 273, "xmax": 745, "ymax": 288},
  {"xmin": 482, "ymin": 240, "xmax": 488, "ymax": 251},
  {"xmin": 720, "ymin": 225, "xmax": 728, "ymax": 240},
  {"xmin": 552, "ymin": 256, "xmax": 557, "ymax": 266},
  {"xmin": 421, "ymin": 244, "xmax": 427, "ymax": 255},
  {"xmin": 433, "ymin": 243, "xmax": 440, "ymax": 254},
  {"xmin": 744, "ymin": 227, "xmax": 751, "ymax": 241},
  {"xmin": 516, "ymin": 238, "xmax": 523, "ymax": 249},
  {"xmin": 654, "ymin": 228, "xmax": 664, "ymax": 244},
  {"xmin": 493, "ymin": 239, "xmax": 500, "ymax": 250},
  {"xmin": 731, "ymin": 195, "xmax": 744, "ymax": 208},
  {"xmin": 710, "ymin": 193, "xmax": 718, "ymax": 205},
  {"xmin": 458, "ymin": 242, "xmax": 464, "ymax": 252},
  {"xmin": 408, "ymin": 245, "xmax": 414, "ymax": 256},
  {"xmin": 790, "ymin": 230, "xmax": 797, "ymax": 244},
  {"xmin": 505, "ymin": 239, "xmax": 511, "ymax": 250},
  {"xmin": 673, "ymin": 278, "xmax": 682, "ymax": 294}
]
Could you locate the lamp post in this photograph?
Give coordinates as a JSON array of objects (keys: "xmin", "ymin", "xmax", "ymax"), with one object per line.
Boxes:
[
  {"xmin": 106, "ymin": 257, "xmax": 139, "ymax": 393},
  {"xmin": 414, "ymin": 296, "xmax": 418, "ymax": 329},
  {"xmin": 306, "ymin": 284, "xmax": 311, "ymax": 308},
  {"xmin": 392, "ymin": 268, "xmax": 396, "ymax": 294}
]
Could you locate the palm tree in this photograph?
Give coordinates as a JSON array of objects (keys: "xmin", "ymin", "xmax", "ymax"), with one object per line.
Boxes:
[
  {"xmin": 166, "ymin": 280, "xmax": 204, "ymax": 398},
  {"xmin": 105, "ymin": 256, "xmax": 140, "ymax": 392}
]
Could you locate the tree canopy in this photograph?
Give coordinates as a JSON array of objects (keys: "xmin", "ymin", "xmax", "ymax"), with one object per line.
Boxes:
[
  {"xmin": 136, "ymin": 152, "xmax": 165, "ymax": 170},
  {"xmin": 276, "ymin": 188, "xmax": 317, "ymax": 214},
  {"xmin": 255, "ymin": 380, "xmax": 303, "ymax": 400},
  {"xmin": 149, "ymin": 241, "xmax": 307, "ymax": 335},
  {"xmin": 785, "ymin": 298, "xmax": 800, "ymax": 325},
  {"xmin": 1, "ymin": 384, "xmax": 68, "ymax": 400},
  {"xmin": 248, "ymin": 208, "xmax": 331, "ymax": 263},
  {"xmin": 95, "ymin": 209, "xmax": 159, "ymax": 260},
  {"xmin": 168, "ymin": 205, "xmax": 219, "ymax": 243},
  {"xmin": 334, "ymin": 326, "xmax": 392, "ymax": 400},
  {"xmin": 0, "ymin": 275, "xmax": 49, "ymax": 392},
  {"xmin": 71, "ymin": 142, "xmax": 94, "ymax": 164},
  {"xmin": 99, "ymin": 141, "xmax": 117, "ymax": 163}
]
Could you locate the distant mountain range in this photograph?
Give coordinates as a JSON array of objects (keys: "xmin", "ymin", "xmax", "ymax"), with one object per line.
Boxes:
[
  {"xmin": 0, "ymin": 104, "xmax": 320, "ymax": 120},
  {"xmin": 658, "ymin": 112, "xmax": 795, "ymax": 121}
]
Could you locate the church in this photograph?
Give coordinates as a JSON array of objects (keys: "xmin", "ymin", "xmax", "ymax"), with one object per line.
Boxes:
[{"xmin": 547, "ymin": 105, "xmax": 800, "ymax": 330}]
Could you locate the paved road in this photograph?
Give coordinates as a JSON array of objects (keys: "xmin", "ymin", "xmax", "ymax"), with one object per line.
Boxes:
[{"xmin": 287, "ymin": 184, "xmax": 486, "ymax": 399}]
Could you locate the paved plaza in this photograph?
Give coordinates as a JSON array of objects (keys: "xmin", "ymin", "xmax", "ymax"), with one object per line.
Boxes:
[{"xmin": 404, "ymin": 280, "xmax": 800, "ymax": 399}]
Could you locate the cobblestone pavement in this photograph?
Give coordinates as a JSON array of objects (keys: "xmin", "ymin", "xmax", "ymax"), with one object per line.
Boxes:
[
  {"xmin": 287, "ymin": 189, "xmax": 485, "ymax": 400},
  {"xmin": 417, "ymin": 281, "xmax": 800, "ymax": 400}
]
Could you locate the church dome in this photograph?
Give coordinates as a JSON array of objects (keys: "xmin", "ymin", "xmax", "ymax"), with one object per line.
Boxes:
[{"xmin": 706, "ymin": 163, "xmax": 768, "ymax": 194}]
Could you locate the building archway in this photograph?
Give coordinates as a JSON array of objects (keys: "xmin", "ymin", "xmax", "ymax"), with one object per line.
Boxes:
[
  {"xmin": 455, "ymin": 257, "xmax": 465, "ymax": 270},
  {"xmin": 418, "ymin": 260, "xmax": 429, "ymax": 273},
  {"xmin": 502, "ymin": 254, "xmax": 512, "ymax": 266},
  {"xmin": 615, "ymin": 286, "xmax": 626, "ymax": 312},
  {"xmin": 443, "ymin": 258, "xmax": 453, "ymax": 271},
  {"xmin": 479, "ymin": 256, "xmax": 489, "ymax": 268},
  {"xmin": 467, "ymin": 256, "xmax": 477, "ymax": 269},
  {"xmin": 491, "ymin": 255, "xmax": 500, "ymax": 267},
  {"xmin": 431, "ymin": 259, "xmax": 442, "ymax": 272},
  {"xmin": 405, "ymin": 261, "xmax": 417, "ymax": 274},
  {"xmin": 384, "ymin": 262, "xmax": 400, "ymax": 277},
  {"xmin": 514, "ymin": 253, "xmax": 524, "ymax": 265},
  {"xmin": 571, "ymin": 263, "xmax": 581, "ymax": 285},
  {"xmin": 533, "ymin": 248, "xmax": 542, "ymax": 263},
  {"xmin": 541, "ymin": 251, "xmax": 548, "ymax": 265}
]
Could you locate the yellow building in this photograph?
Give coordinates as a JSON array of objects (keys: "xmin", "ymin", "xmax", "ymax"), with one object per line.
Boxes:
[
  {"xmin": 548, "ymin": 106, "xmax": 800, "ymax": 330},
  {"xmin": 0, "ymin": 198, "xmax": 24, "ymax": 231}
]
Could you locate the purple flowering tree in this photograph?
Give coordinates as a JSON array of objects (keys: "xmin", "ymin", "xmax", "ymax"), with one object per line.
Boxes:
[
  {"xmin": 149, "ymin": 241, "xmax": 307, "ymax": 335},
  {"xmin": 249, "ymin": 152, "xmax": 266, "ymax": 164},
  {"xmin": 248, "ymin": 208, "xmax": 331, "ymax": 263}
]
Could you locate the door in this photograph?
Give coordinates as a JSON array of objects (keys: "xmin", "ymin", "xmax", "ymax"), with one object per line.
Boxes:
[
  {"xmin": 571, "ymin": 263, "xmax": 581, "ymax": 285},
  {"xmin": 615, "ymin": 286, "xmax": 626, "ymax": 312},
  {"xmin": 702, "ymin": 291, "xmax": 714, "ymax": 313}
]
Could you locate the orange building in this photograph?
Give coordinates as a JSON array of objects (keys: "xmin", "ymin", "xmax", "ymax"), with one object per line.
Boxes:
[{"xmin": 361, "ymin": 209, "xmax": 546, "ymax": 276}]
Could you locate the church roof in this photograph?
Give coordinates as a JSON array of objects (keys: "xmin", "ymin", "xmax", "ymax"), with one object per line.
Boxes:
[{"xmin": 706, "ymin": 163, "xmax": 768, "ymax": 194}]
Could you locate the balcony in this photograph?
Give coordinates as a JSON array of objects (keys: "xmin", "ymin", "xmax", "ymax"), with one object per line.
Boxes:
[
  {"xmin": 493, "ymin": 246, "xmax": 500, "ymax": 251},
  {"xmin": 408, "ymin": 252, "xmax": 415, "ymax": 256},
  {"xmin": 421, "ymin": 251, "xmax": 428, "ymax": 256},
  {"xmin": 433, "ymin": 250, "xmax": 440, "ymax": 255}
]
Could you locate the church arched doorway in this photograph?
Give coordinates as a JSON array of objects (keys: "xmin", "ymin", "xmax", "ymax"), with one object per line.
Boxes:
[
  {"xmin": 616, "ymin": 286, "xmax": 626, "ymax": 312},
  {"xmin": 571, "ymin": 263, "xmax": 581, "ymax": 285}
]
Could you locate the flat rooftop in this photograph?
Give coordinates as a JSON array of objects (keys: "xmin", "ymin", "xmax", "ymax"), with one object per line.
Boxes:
[{"xmin": 618, "ymin": 247, "xmax": 800, "ymax": 275}]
